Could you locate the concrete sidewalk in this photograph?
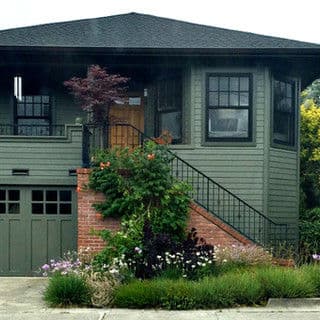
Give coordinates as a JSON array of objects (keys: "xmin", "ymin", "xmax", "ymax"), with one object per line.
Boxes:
[{"xmin": 0, "ymin": 277, "xmax": 320, "ymax": 320}]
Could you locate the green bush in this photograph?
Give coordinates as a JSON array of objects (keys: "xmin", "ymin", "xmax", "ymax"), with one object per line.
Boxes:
[
  {"xmin": 300, "ymin": 264, "xmax": 320, "ymax": 296},
  {"xmin": 300, "ymin": 207, "xmax": 320, "ymax": 256},
  {"xmin": 256, "ymin": 266, "xmax": 316, "ymax": 299},
  {"xmin": 44, "ymin": 274, "xmax": 91, "ymax": 307},
  {"xmin": 113, "ymin": 266, "xmax": 320, "ymax": 310}
]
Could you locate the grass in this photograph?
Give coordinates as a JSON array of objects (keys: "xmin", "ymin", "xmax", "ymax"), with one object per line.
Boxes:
[
  {"xmin": 113, "ymin": 264, "xmax": 320, "ymax": 310},
  {"xmin": 44, "ymin": 274, "xmax": 91, "ymax": 307}
]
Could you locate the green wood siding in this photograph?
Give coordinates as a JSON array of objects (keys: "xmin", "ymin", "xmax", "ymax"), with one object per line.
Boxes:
[
  {"xmin": 172, "ymin": 65, "xmax": 267, "ymax": 212},
  {"xmin": 268, "ymin": 148, "xmax": 299, "ymax": 242},
  {"xmin": 0, "ymin": 125, "xmax": 83, "ymax": 185}
]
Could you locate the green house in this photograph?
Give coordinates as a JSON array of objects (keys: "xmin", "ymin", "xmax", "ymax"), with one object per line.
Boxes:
[{"xmin": 0, "ymin": 13, "xmax": 319, "ymax": 275}]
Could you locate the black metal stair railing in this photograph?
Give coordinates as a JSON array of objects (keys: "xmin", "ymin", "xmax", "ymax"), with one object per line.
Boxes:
[{"xmin": 83, "ymin": 123, "xmax": 289, "ymax": 248}]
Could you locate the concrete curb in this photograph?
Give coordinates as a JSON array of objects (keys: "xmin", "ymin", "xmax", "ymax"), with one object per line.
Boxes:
[{"xmin": 267, "ymin": 298, "xmax": 320, "ymax": 309}]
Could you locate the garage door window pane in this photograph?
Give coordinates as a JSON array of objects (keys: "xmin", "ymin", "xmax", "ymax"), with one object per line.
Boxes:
[
  {"xmin": 60, "ymin": 191, "xmax": 71, "ymax": 202},
  {"xmin": 46, "ymin": 191, "xmax": 57, "ymax": 202},
  {"xmin": 8, "ymin": 203, "xmax": 20, "ymax": 214},
  {"xmin": 32, "ymin": 190, "xmax": 43, "ymax": 201},
  {"xmin": 46, "ymin": 203, "xmax": 57, "ymax": 214},
  {"xmin": 9, "ymin": 190, "xmax": 20, "ymax": 201},
  {"xmin": 60, "ymin": 203, "xmax": 71, "ymax": 214},
  {"xmin": 32, "ymin": 203, "xmax": 43, "ymax": 214}
]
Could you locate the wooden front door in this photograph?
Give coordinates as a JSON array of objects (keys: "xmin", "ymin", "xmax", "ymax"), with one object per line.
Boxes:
[{"xmin": 109, "ymin": 94, "xmax": 144, "ymax": 148}]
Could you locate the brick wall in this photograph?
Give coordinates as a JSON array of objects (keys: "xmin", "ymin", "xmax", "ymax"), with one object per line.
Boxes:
[
  {"xmin": 77, "ymin": 169, "xmax": 252, "ymax": 253},
  {"xmin": 77, "ymin": 168, "xmax": 120, "ymax": 252}
]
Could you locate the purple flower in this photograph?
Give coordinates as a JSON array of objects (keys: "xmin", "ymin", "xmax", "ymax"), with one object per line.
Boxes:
[{"xmin": 41, "ymin": 264, "xmax": 50, "ymax": 271}]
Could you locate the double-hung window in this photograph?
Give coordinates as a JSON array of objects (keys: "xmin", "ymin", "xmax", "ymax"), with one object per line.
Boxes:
[
  {"xmin": 272, "ymin": 78, "xmax": 297, "ymax": 147},
  {"xmin": 206, "ymin": 73, "xmax": 252, "ymax": 142}
]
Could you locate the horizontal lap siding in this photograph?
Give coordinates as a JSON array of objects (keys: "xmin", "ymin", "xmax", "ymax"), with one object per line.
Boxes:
[
  {"xmin": 268, "ymin": 148, "xmax": 299, "ymax": 242},
  {"xmin": 174, "ymin": 66, "xmax": 266, "ymax": 212},
  {"xmin": 0, "ymin": 126, "xmax": 83, "ymax": 185}
]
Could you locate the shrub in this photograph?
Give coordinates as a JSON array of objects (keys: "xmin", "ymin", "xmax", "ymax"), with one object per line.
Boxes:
[
  {"xmin": 215, "ymin": 245, "xmax": 273, "ymax": 268},
  {"xmin": 44, "ymin": 274, "xmax": 91, "ymax": 307},
  {"xmin": 300, "ymin": 264, "xmax": 320, "ymax": 296},
  {"xmin": 126, "ymin": 224, "xmax": 215, "ymax": 280},
  {"xmin": 113, "ymin": 265, "xmax": 320, "ymax": 310},
  {"xmin": 113, "ymin": 279, "xmax": 164, "ymax": 308},
  {"xmin": 300, "ymin": 207, "xmax": 320, "ymax": 257},
  {"xmin": 256, "ymin": 266, "xmax": 316, "ymax": 299}
]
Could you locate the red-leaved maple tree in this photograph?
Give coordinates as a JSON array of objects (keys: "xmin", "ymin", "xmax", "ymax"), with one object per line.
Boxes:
[{"xmin": 64, "ymin": 65, "xmax": 129, "ymax": 124}]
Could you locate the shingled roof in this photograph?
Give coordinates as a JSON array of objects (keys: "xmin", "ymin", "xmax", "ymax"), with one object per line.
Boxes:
[{"xmin": 0, "ymin": 12, "xmax": 319, "ymax": 51}]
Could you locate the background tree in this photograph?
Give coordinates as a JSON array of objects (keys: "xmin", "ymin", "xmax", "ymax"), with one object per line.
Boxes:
[
  {"xmin": 64, "ymin": 65, "xmax": 129, "ymax": 125},
  {"xmin": 301, "ymin": 79, "xmax": 320, "ymax": 105},
  {"xmin": 300, "ymin": 99, "xmax": 320, "ymax": 209}
]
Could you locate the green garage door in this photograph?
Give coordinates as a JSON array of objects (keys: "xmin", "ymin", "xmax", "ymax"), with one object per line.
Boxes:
[{"xmin": 0, "ymin": 187, "xmax": 77, "ymax": 276}]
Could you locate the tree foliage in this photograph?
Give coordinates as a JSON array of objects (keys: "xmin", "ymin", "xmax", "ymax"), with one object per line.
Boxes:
[
  {"xmin": 300, "ymin": 99, "xmax": 320, "ymax": 209},
  {"xmin": 302, "ymin": 79, "xmax": 320, "ymax": 105},
  {"xmin": 64, "ymin": 65, "xmax": 129, "ymax": 124}
]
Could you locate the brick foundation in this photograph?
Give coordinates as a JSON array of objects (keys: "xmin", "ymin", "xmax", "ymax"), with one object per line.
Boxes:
[{"xmin": 77, "ymin": 168, "xmax": 252, "ymax": 252}]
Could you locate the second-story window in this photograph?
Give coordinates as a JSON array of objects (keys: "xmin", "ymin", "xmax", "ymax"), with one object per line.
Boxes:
[
  {"xmin": 206, "ymin": 73, "xmax": 252, "ymax": 142},
  {"xmin": 15, "ymin": 95, "xmax": 51, "ymax": 136}
]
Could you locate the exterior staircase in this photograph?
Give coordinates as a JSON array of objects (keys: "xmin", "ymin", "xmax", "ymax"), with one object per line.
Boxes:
[{"xmin": 83, "ymin": 123, "xmax": 288, "ymax": 249}]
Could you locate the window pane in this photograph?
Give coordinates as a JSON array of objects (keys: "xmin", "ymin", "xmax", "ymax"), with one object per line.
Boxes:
[
  {"xmin": 273, "ymin": 79, "xmax": 296, "ymax": 146},
  {"xmin": 219, "ymin": 93, "xmax": 228, "ymax": 106},
  {"xmin": 230, "ymin": 77, "xmax": 239, "ymax": 91},
  {"xmin": 219, "ymin": 77, "xmax": 229, "ymax": 91},
  {"xmin": 34, "ymin": 104, "xmax": 41, "ymax": 116},
  {"xmin": 230, "ymin": 92, "xmax": 239, "ymax": 106},
  {"xmin": 26, "ymin": 104, "xmax": 33, "ymax": 116},
  {"xmin": 209, "ymin": 77, "xmax": 219, "ymax": 91},
  {"xmin": 274, "ymin": 112, "xmax": 291, "ymax": 143},
  {"xmin": 9, "ymin": 190, "xmax": 19, "ymax": 201},
  {"xmin": 240, "ymin": 77, "xmax": 249, "ymax": 91},
  {"xmin": 0, "ymin": 203, "xmax": 5, "ymax": 214},
  {"xmin": 240, "ymin": 92, "xmax": 249, "ymax": 106},
  {"xmin": 17, "ymin": 104, "xmax": 25, "ymax": 116},
  {"xmin": 60, "ymin": 203, "xmax": 72, "ymax": 214},
  {"xmin": 209, "ymin": 92, "xmax": 219, "ymax": 106},
  {"xmin": 46, "ymin": 203, "xmax": 57, "ymax": 214},
  {"xmin": 8, "ymin": 203, "xmax": 19, "ymax": 214},
  {"xmin": 32, "ymin": 203, "xmax": 43, "ymax": 214},
  {"xmin": 32, "ymin": 190, "xmax": 43, "ymax": 201},
  {"xmin": 0, "ymin": 190, "xmax": 5, "ymax": 201},
  {"xmin": 60, "ymin": 190, "xmax": 71, "ymax": 202},
  {"xmin": 159, "ymin": 112, "xmax": 182, "ymax": 141},
  {"xmin": 208, "ymin": 109, "xmax": 248, "ymax": 138},
  {"xmin": 46, "ymin": 190, "xmax": 57, "ymax": 202}
]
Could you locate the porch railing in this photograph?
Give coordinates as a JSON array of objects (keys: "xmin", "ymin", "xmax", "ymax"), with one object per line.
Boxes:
[
  {"xmin": 0, "ymin": 124, "xmax": 65, "ymax": 136},
  {"xmin": 83, "ymin": 123, "xmax": 289, "ymax": 248}
]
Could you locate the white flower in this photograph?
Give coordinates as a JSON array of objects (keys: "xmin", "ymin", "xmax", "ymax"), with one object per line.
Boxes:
[
  {"xmin": 196, "ymin": 252, "xmax": 200, "ymax": 256},
  {"xmin": 191, "ymin": 265, "xmax": 196, "ymax": 268}
]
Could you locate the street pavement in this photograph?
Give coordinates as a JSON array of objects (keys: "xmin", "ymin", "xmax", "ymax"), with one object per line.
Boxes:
[{"xmin": 0, "ymin": 277, "xmax": 319, "ymax": 320}]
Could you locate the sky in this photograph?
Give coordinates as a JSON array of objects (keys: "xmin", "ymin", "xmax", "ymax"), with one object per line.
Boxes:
[{"xmin": 0, "ymin": 0, "xmax": 319, "ymax": 44}]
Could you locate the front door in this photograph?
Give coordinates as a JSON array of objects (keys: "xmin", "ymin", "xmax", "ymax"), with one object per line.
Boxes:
[
  {"xmin": 109, "ymin": 93, "xmax": 144, "ymax": 148},
  {"xmin": 0, "ymin": 187, "xmax": 77, "ymax": 276}
]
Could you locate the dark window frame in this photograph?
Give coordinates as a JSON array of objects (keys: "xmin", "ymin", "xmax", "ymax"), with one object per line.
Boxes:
[
  {"xmin": 271, "ymin": 77, "xmax": 297, "ymax": 149},
  {"xmin": 205, "ymin": 73, "xmax": 253, "ymax": 142},
  {"xmin": 155, "ymin": 76, "xmax": 182, "ymax": 144},
  {"xmin": 14, "ymin": 95, "xmax": 52, "ymax": 136}
]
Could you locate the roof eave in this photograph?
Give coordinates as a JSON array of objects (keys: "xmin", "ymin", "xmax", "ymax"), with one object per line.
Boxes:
[{"xmin": 0, "ymin": 45, "xmax": 320, "ymax": 57}]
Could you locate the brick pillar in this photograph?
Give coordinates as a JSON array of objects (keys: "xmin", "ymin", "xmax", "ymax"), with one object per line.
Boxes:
[{"xmin": 77, "ymin": 168, "xmax": 120, "ymax": 253}]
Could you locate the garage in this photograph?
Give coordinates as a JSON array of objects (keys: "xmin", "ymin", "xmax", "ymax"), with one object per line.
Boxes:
[{"xmin": 0, "ymin": 187, "xmax": 77, "ymax": 275}]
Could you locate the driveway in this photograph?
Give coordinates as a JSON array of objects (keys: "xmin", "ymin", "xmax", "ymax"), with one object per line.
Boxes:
[{"xmin": 0, "ymin": 277, "xmax": 320, "ymax": 320}]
